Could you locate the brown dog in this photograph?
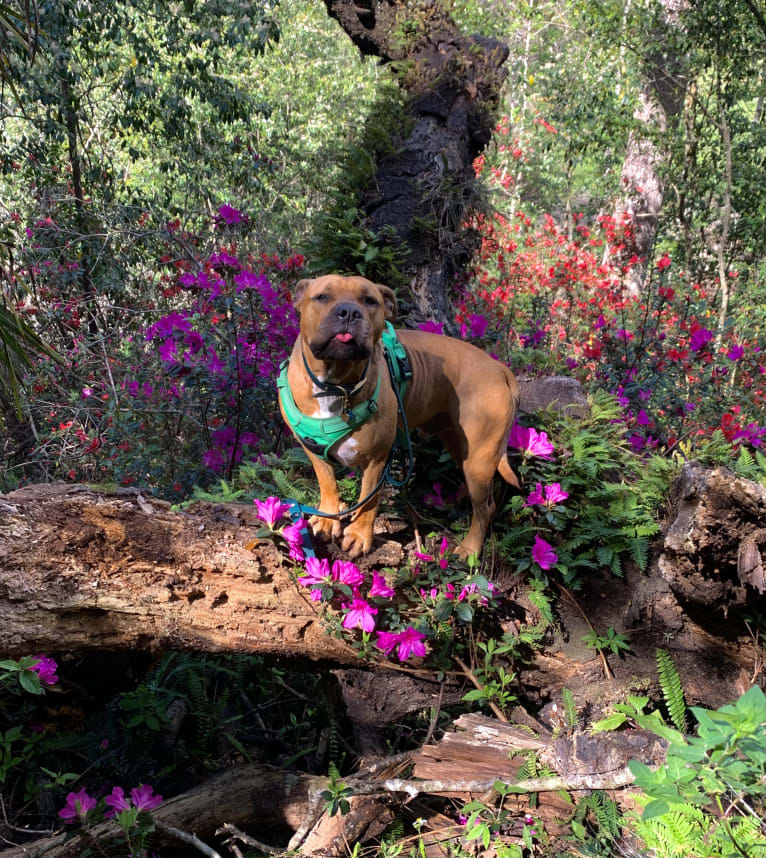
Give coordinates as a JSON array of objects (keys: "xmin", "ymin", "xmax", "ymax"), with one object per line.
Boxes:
[{"xmin": 279, "ymin": 274, "xmax": 520, "ymax": 558}]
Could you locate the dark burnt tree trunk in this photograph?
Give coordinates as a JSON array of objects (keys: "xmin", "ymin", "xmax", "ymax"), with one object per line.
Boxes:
[{"xmin": 323, "ymin": 0, "xmax": 508, "ymax": 326}]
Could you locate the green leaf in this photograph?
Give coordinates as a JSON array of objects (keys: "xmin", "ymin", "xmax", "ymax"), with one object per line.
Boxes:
[
  {"xmin": 18, "ymin": 670, "xmax": 43, "ymax": 695},
  {"xmin": 642, "ymin": 799, "xmax": 671, "ymax": 820}
]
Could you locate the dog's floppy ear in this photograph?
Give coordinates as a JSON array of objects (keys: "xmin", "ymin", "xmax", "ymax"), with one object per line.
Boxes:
[
  {"xmin": 376, "ymin": 284, "xmax": 398, "ymax": 323},
  {"xmin": 293, "ymin": 278, "xmax": 311, "ymax": 310}
]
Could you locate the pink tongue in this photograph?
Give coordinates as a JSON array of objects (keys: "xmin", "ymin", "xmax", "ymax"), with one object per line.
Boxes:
[{"xmin": 335, "ymin": 332, "xmax": 353, "ymax": 343}]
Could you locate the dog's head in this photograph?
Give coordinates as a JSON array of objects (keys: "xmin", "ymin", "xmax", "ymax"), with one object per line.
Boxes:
[{"xmin": 293, "ymin": 275, "xmax": 397, "ymax": 362}]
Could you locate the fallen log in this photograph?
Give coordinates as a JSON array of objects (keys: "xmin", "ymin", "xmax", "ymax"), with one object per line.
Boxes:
[
  {"xmin": 0, "ymin": 483, "xmax": 362, "ymax": 661},
  {"xmin": 3, "ymin": 711, "xmax": 669, "ymax": 858},
  {"xmin": 0, "ymin": 764, "xmax": 325, "ymax": 858}
]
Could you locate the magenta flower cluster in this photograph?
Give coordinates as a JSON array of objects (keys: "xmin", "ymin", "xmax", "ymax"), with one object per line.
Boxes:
[
  {"xmin": 31, "ymin": 655, "xmax": 59, "ymax": 686},
  {"xmin": 252, "ymin": 498, "xmax": 430, "ymax": 662},
  {"xmin": 508, "ymin": 424, "xmax": 555, "ymax": 459},
  {"xmin": 253, "ymin": 496, "xmax": 306, "ymax": 562},
  {"xmin": 509, "ymin": 424, "xmax": 564, "ymax": 573},
  {"xmin": 58, "ymin": 784, "xmax": 162, "ymax": 824}
]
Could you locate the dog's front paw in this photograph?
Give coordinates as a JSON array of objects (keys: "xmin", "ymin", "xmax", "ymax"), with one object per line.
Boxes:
[
  {"xmin": 341, "ymin": 522, "xmax": 374, "ymax": 558},
  {"xmin": 454, "ymin": 538, "xmax": 481, "ymax": 560},
  {"xmin": 309, "ymin": 514, "xmax": 343, "ymax": 542}
]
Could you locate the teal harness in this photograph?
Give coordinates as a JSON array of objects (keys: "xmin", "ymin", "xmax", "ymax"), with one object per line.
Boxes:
[{"xmin": 277, "ymin": 322, "xmax": 411, "ymax": 461}]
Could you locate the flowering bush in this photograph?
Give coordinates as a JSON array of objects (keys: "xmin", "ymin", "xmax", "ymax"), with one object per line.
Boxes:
[
  {"xmin": 7, "ymin": 206, "xmax": 303, "ymax": 496},
  {"xmin": 253, "ymin": 500, "xmax": 498, "ymax": 665},
  {"xmin": 463, "ymin": 125, "xmax": 766, "ymax": 456}
]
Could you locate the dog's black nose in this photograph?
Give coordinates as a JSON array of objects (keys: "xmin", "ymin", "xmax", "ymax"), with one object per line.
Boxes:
[{"xmin": 334, "ymin": 302, "xmax": 363, "ymax": 322}]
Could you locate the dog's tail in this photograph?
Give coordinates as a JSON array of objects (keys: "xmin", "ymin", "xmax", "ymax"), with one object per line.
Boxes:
[
  {"xmin": 497, "ymin": 451, "xmax": 521, "ymax": 488},
  {"xmin": 497, "ymin": 368, "xmax": 521, "ymax": 489}
]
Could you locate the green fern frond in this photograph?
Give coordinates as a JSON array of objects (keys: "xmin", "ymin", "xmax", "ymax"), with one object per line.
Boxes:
[
  {"xmin": 630, "ymin": 536, "xmax": 650, "ymax": 571},
  {"xmin": 562, "ymin": 687, "xmax": 578, "ymax": 729},
  {"xmin": 656, "ymin": 648, "xmax": 686, "ymax": 732}
]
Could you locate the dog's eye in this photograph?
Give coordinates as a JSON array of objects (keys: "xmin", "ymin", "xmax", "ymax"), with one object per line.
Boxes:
[
  {"xmin": 363, "ymin": 296, "xmax": 379, "ymax": 307},
  {"xmin": 313, "ymin": 293, "xmax": 329, "ymax": 302}
]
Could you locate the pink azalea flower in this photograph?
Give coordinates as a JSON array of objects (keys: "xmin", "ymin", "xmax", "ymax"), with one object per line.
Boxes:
[
  {"xmin": 418, "ymin": 320, "xmax": 444, "ymax": 335},
  {"xmin": 543, "ymin": 483, "xmax": 568, "ymax": 506},
  {"xmin": 298, "ymin": 557, "xmax": 331, "ymax": 598},
  {"xmin": 531, "ymin": 534, "xmax": 558, "ymax": 571},
  {"xmin": 524, "ymin": 483, "xmax": 545, "ymax": 506},
  {"xmin": 280, "ymin": 519, "xmax": 306, "ymax": 562},
  {"xmin": 332, "ymin": 559, "xmax": 364, "ymax": 587},
  {"xmin": 58, "ymin": 789, "xmax": 97, "ymax": 822},
  {"xmin": 375, "ymin": 630, "xmax": 400, "ymax": 655},
  {"xmin": 254, "ymin": 496, "xmax": 291, "ymax": 528},
  {"xmin": 525, "ymin": 428, "xmax": 554, "ymax": 459},
  {"xmin": 508, "ymin": 425, "xmax": 554, "ymax": 459},
  {"xmin": 424, "ymin": 482, "xmax": 445, "ymax": 507},
  {"xmin": 507, "ymin": 423, "xmax": 529, "ymax": 450},
  {"xmin": 130, "ymin": 784, "xmax": 163, "ymax": 811},
  {"xmin": 104, "ymin": 786, "xmax": 130, "ymax": 817},
  {"xmin": 369, "ymin": 571, "xmax": 395, "ymax": 598},
  {"xmin": 396, "ymin": 626, "xmax": 427, "ymax": 662},
  {"xmin": 342, "ymin": 598, "xmax": 378, "ymax": 632},
  {"xmin": 218, "ymin": 204, "xmax": 243, "ymax": 225},
  {"xmin": 31, "ymin": 655, "xmax": 58, "ymax": 686}
]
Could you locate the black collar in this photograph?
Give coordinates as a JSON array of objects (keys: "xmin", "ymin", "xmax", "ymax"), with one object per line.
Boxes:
[{"xmin": 302, "ymin": 347, "xmax": 370, "ymax": 413}]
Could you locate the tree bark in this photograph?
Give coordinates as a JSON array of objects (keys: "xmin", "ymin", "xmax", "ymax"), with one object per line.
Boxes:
[
  {"xmin": 609, "ymin": 0, "xmax": 687, "ymax": 294},
  {"xmin": 0, "ymin": 483, "xmax": 358, "ymax": 661},
  {"xmin": 323, "ymin": 0, "xmax": 509, "ymax": 326}
]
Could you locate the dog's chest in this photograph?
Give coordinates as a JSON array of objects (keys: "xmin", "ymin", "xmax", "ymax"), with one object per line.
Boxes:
[{"xmin": 311, "ymin": 386, "xmax": 362, "ymax": 467}]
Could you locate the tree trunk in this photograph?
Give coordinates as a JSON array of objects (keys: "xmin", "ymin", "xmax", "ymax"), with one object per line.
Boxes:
[
  {"xmin": 323, "ymin": 0, "xmax": 508, "ymax": 326},
  {"xmin": 609, "ymin": 0, "xmax": 687, "ymax": 294}
]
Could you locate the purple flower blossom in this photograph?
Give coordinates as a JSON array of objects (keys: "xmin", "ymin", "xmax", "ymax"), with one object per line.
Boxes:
[
  {"xmin": 543, "ymin": 483, "xmax": 568, "ymax": 506},
  {"xmin": 341, "ymin": 598, "xmax": 378, "ymax": 632},
  {"xmin": 280, "ymin": 519, "xmax": 306, "ymax": 562},
  {"xmin": 418, "ymin": 320, "xmax": 444, "ymax": 335},
  {"xmin": 145, "ymin": 312, "xmax": 192, "ymax": 341},
  {"xmin": 636, "ymin": 409, "xmax": 651, "ymax": 426},
  {"xmin": 331, "ymin": 559, "xmax": 364, "ymax": 587},
  {"xmin": 727, "ymin": 344, "xmax": 744, "ymax": 361},
  {"xmin": 375, "ymin": 630, "xmax": 400, "ymax": 656},
  {"xmin": 58, "ymin": 789, "xmax": 97, "ymax": 822},
  {"xmin": 31, "ymin": 655, "xmax": 58, "ymax": 686},
  {"xmin": 298, "ymin": 557, "xmax": 332, "ymax": 599},
  {"xmin": 158, "ymin": 338, "xmax": 179, "ymax": 364},
  {"xmin": 375, "ymin": 627, "xmax": 427, "ymax": 661},
  {"xmin": 104, "ymin": 786, "xmax": 131, "ymax": 815},
  {"xmin": 469, "ymin": 313, "xmax": 488, "ymax": 338},
  {"xmin": 218, "ymin": 204, "xmax": 243, "ymax": 225},
  {"xmin": 424, "ymin": 482, "xmax": 445, "ymax": 507},
  {"xmin": 524, "ymin": 483, "xmax": 545, "ymax": 507},
  {"xmin": 508, "ymin": 425, "xmax": 554, "ymax": 459},
  {"xmin": 130, "ymin": 784, "xmax": 163, "ymax": 811},
  {"xmin": 210, "ymin": 251, "xmax": 240, "ymax": 270},
  {"xmin": 531, "ymin": 535, "xmax": 557, "ymax": 571},
  {"xmin": 395, "ymin": 626, "xmax": 427, "ymax": 661},
  {"xmin": 369, "ymin": 571, "xmax": 395, "ymax": 599},
  {"xmin": 690, "ymin": 328, "xmax": 713, "ymax": 352},
  {"xmin": 254, "ymin": 497, "xmax": 291, "ymax": 529}
]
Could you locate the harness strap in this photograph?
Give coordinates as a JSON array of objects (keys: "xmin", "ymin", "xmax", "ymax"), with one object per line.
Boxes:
[
  {"xmin": 277, "ymin": 322, "xmax": 411, "ymax": 461},
  {"xmin": 277, "ymin": 367, "xmax": 381, "ymax": 459}
]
